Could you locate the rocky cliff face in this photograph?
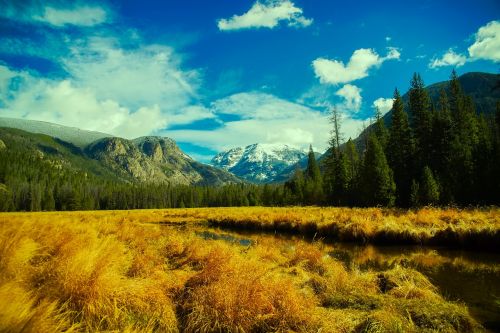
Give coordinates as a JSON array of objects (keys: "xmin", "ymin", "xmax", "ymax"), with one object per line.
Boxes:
[{"xmin": 86, "ymin": 136, "xmax": 240, "ymax": 185}]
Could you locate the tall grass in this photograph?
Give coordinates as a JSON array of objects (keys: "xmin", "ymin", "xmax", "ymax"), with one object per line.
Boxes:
[
  {"xmin": 199, "ymin": 206, "xmax": 500, "ymax": 250},
  {"xmin": 0, "ymin": 209, "xmax": 487, "ymax": 332}
]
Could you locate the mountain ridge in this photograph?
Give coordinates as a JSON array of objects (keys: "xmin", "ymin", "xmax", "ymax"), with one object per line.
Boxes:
[
  {"xmin": 0, "ymin": 124, "xmax": 241, "ymax": 186},
  {"xmin": 211, "ymin": 143, "xmax": 307, "ymax": 183}
]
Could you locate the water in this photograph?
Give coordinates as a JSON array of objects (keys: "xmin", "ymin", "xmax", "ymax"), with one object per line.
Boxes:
[{"xmin": 160, "ymin": 223, "xmax": 500, "ymax": 331}]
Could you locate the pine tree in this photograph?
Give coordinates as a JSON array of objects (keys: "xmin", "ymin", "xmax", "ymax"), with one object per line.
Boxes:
[
  {"xmin": 373, "ymin": 106, "xmax": 389, "ymax": 149},
  {"xmin": 387, "ymin": 89, "xmax": 414, "ymax": 206},
  {"xmin": 332, "ymin": 151, "xmax": 350, "ymax": 205},
  {"xmin": 305, "ymin": 145, "xmax": 323, "ymax": 205},
  {"xmin": 344, "ymin": 139, "xmax": 360, "ymax": 205},
  {"xmin": 448, "ymin": 71, "xmax": 479, "ymax": 203},
  {"xmin": 410, "ymin": 180, "xmax": 420, "ymax": 208},
  {"xmin": 409, "ymin": 73, "xmax": 433, "ymax": 169},
  {"xmin": 361, "ymin": 134, "xmax": 396, "ymax": 206},
  {"xmin": 419, "ymin": 166, "xmax": 440, "ymax": 206}
]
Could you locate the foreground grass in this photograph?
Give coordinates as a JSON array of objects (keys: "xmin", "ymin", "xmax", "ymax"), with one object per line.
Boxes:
[{"xmin": 0, "ymin": 208, "xmax": 492, "ymax": 332}]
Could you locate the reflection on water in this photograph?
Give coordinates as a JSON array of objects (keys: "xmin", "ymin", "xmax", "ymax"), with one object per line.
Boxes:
[
  {"xmin": 328, "ymin": 244, "xmax": 500, "ymax": 331},
  {"xmin": 195, "ymin": 230, "xmax": 253, "ymax": 246},
  {"xmin": 161, "ymin": 223, "xmax": 500, "ymax": 331}
]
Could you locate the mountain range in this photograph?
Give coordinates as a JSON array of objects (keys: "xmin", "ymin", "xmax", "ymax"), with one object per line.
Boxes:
[
  {"xmin": 0, "ymin": 72, "xmax": 498, "ymax": 185},
  {"xmin": 211, "ymin": 143, "xmax": 308, "ymax": 183},
  {"xmin": 0, "ymin": 119, "xmax": 240, "ymax": 186}
]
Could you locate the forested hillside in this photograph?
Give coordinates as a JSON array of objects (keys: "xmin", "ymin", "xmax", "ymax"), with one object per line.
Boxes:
[{"xmin": 0, "ymin": 71, "xmax": 499, "ymax": 211}]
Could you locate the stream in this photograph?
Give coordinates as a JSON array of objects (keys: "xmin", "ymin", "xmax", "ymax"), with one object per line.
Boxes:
[{"xmin": 164, "ymin": 223, "xmax": 500, "ymax": 331}]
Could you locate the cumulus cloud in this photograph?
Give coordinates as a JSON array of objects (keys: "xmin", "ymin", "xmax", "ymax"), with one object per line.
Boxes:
[
  {"xmin": 312, "ymin": 47, "xmax": 400, "ymax": 85},
  {"xmin": 0, "ymin": 68, "xmax": 166, "ymax": 138},
  {"xmin": 372, "ymin": 97, "xmax": 393, "ymax": 115},
  {"xmin": 468, "ymin": 20, "xmax": 500, "ymax": 62},
  {"xmin": 0, "ymin": 35, "xmax": 212, "ymax": 139},
  {"xmin": 33, "ymin": 5, "xmax": 108, "ymax": 27},
  {"xmin": 429, "ymin": 49, "xmax": 467, "ymax": 68},
  {"xmin": 217, "ymin": 0, "xmax": 312, "ymax": 31},
  {"xmin": 335, "ymin": 84, "xmax": 362, "ymax": 112},
  {"xmin": 63, "ymin": 37, "xmax": 198, "ymax": 111}
]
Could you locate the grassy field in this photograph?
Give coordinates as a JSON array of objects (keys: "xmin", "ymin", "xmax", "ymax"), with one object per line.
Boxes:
[{"xmin": 0, "ymin": 207, "xmax": 498, "ymax": 332}]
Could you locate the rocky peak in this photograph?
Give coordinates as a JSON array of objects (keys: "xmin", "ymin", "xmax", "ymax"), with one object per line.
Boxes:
[{"xmin": 211, "ymin": 143, "xmax": 307, "ymax": 183}]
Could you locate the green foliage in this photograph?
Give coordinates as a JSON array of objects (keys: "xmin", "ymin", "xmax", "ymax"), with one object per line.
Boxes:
[
  {"xmin": 387, "ymin": 89, "xmax": 414, "ymax": 207},
  {"xmin": 419, "ymin": 166, "xmax": 440, "ymax": 206},
  {"xmin": 0, "ymin": 71, "xmax": 499, "ymax": 210},
  {"xmin": 409, "ymin": 73, "xmax": 433, "ymax": 169},
  {"xmin": 304, "ymin": 145, "xmax": 323, "ymax": 204},
  {"xmin": 373, "ymin": 107, "xmax": 389, "ymax": 149},
  {"xmin": 361, "ymin": 135, "xmax": 396, "ymax": 206}
]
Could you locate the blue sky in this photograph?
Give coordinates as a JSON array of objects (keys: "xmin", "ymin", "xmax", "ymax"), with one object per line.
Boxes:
[{"xmin": 0, "ymin": 0, "xmax": 498, "ymax": 162}]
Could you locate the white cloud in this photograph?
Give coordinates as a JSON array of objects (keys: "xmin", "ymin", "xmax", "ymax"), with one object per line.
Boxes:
[
  {"xmin": 0, "ymin": 2, "xmax": 109, "ymax": 27},
  {"xmin": 33, "ymin": 5, "xmax": 108, "ymax": 27},
  {"xmin": 335, "ymin": 84, "xmax": 362, "ymax": 112},
  {"xmin": 385, "ymin": 36, "xmax": 392, "ymax": 42},
  {"xmin": 165, "ymin": 92, "xmax": 365, "ymax": 153},
  {"xmin": 0, "ymin": 35, "xmax": 209, "ymax": 139},
  {"xmin": 372, "ymin": 97, "xmax": 393, "ymax": 115},
  {"xmin": 312, "ymin": 47, "xmax": 400, "ymax": 85},
  {"xmin": 429, "ymin": 49, "xmax": 467, "ymax": 68},
  {"xmin": 63, "ymin": 37, "xmax": 198, "ymax": 111},
  {"xmin": 468, "ymin": 20, "xmax": 500, "ymax": 62},
  {"xmin": 217, "ymin": 0, "xmax": 312, "ymax": 31},
  {"xmin": 0, "ymin": 70, "xmax": 167, "ymax": 138}
]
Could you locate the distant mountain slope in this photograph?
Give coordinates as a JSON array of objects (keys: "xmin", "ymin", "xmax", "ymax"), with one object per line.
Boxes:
[
  {"xmin": 0, "ymin": 117, "xmax": 113, "ymax": 148},
  {"xmin": 425, "ymin": 72, "xmax": 499, "ymax": 115},
  {"xmin": 211, "ymin": 143, "xmax": 307, "ymax": 183},
  {"xmin": 0, "ymin": 127, "xmax": 124, "ymax": 182},
  {"xmin": 0, "ymin": 121, "xmax": 241, "ymax": 186},
  {"xmin": 340, "ymin": 72, "xmax": 500, "ymax": 155}
]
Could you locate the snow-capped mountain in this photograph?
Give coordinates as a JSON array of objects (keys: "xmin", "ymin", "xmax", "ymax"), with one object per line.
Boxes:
[{"xmin": 211, "ymin": 143, "xmax": 307, "ymax": 183}]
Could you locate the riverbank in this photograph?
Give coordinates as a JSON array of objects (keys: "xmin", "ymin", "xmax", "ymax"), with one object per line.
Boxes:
[{"xmin": 1, "ymin": 208, "xmax": 495, "ymax": 332}]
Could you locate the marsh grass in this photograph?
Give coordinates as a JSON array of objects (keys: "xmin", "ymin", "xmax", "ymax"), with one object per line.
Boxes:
[
  {"xmin": 0, "ymin": 209, "xmax": 490, "ymax": 332},
  {"xmin": 201, "ymin": 207, "xmax": 500, "ymax": 250}
]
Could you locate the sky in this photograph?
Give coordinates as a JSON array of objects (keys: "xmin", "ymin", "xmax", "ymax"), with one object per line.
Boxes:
[{"xmin": 0, "ymin": 0, "xmax": 499, "ymax": 162}]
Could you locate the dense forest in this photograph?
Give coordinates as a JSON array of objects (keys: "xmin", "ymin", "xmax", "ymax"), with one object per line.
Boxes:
[{"xmin": 0, "ymin": 71, "xmax": 499, "ymax": 211}]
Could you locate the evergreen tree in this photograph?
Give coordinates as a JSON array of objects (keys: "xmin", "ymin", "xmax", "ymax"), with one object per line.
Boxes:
[
  {"xmin": 332, "ymin": 151, "xmax": 350, "ymax": 205},
  {"xmin": 387, "ymin": 89, "xmax": 414, "ymax": 206},
  {"xmin": 419, "ymin": 166, "xmax": 440, "ymax": 206},
  {"xmin": 409, "ymin": 73, "xmax": 433, "ymax": 169},
  {"xmin": 286, "ymin": 167, "xmax": 305, "ymax": 204},
  {"xmin": 410, "ymin": 180, "xmax": 420, "ymax": 208},
  {"xmin": 305, "ymin": 145, "xmax": 323, "ymax": 204},
  {"xmin": 432, "ymin": 89, "xmax": 455, "ymax": 203},
  {"xmin": 448, "ymin": 71, "xmax": 479, "ymax": 203},
  {"xmin": 361, "ymin": 134, "xmax": 396, "ymax": 206},
  {"xmin": 344, "ymin": 139, "xmax": 360, "ymax": 205},
  {"xmin": 373, "ymin": 106, "xmax": 389, "ymax": 149}
]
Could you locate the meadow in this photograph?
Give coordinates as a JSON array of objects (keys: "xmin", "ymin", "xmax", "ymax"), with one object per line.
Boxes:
[{"xmin": 0, "ymin": 207, "xmax": 499, "ymax": 332}]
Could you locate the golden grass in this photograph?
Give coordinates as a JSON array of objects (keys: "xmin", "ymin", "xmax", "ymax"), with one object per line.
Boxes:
[
  {"xmin": 0, "ymin": 208, "xmax": 490, "ymax": 332},
  {"xmin": 194, "ymin": 206, "xmax": 500, "ymax": 249}
]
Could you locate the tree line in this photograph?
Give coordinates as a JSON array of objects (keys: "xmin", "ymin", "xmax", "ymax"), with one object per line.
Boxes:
[
  {"xmin": 317, "ymin": 70, "xmax": 500, "ymax": 207},
  {"xmin": 0, "ymin": 71, "xmax": 498, "ymax": 211}
]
